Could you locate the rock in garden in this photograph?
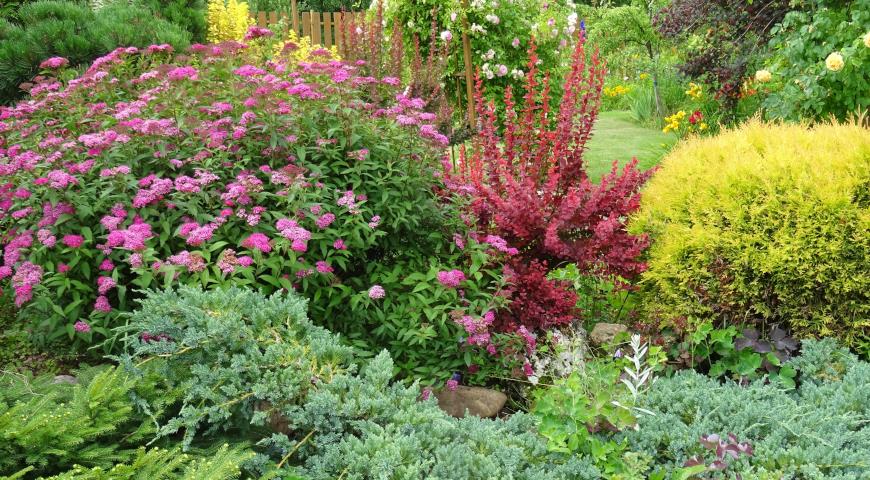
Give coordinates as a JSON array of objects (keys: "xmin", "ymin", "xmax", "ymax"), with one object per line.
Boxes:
[
  {"xmin": 589, "ymin": 323, "xmax": 628, "ymax": 346},
  {"xmin": 51, "ymin": 375, "xmax": 78, "ymax": 384},
  {"xmin": 434, "ymin": 386, "xmax": 507, "ymax": 418}
]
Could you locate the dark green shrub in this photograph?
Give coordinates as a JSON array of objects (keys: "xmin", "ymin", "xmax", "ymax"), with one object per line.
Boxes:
[
  {"xmin": 136, "ymin": 0, "xmax": 207, "ymax": 43},
  {"xmin": 624, "ymin": 339, "xmax": 870, "ymax": 478}
]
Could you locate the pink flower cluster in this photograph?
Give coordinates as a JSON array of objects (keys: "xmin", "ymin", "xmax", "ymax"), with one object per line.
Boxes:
[
  {"xmin": 436, "ymin": 269, "xmax": 466, "ymax": 288},
  {"xmin": 455, "ymin": 311, "xmax": 496, "ymax": 354},
  {"xmin": 39, "ymin": 57, "xmax": 69, "ymax": 69},
  {"xmin": 484, "ymin": 234, "xmax": 519, "ymax": 255},
  {"xmin": 11, "ymin": 261, "xmax": 43, "ymax": 307},
  {"xmin": 368, "ymin": 284, "xmax": 385, "ymax": 299},
  {"xmin": 241, "ymin": 232, "xmax": 271, "ymax": 253},
  {"xmin": 277, "ymin": 218, "xmax": 311, "ymax": 252}
]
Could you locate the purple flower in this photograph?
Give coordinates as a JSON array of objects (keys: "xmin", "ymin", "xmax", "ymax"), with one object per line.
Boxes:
[
  {"xmin": 167, "ymin": 66, "xmax": 198, "ymax": 81},
  {"xmin": 244, "ymin": 26, "xmax": 274, "ymax": 41},
  {"xmin": 96, "ymin": 276, "xmax": 116, "ymax": 295},
  {"xmin": 446, "ymin": 378, "xmax": 459, "ymax": 391},
  {"xmin": 74, "ymin": 321, "xmax": 91, "ymax": 333},
  {"xmin": 522, "ymin": 362, "xmax": 534, "ymax": 377},
  {"xmin": 333, "ymin": 238, "xmax": 346, "ymax": 250},
  {"xmin": 368, "ymin": 285, "xmax": 385, "ymax": 299}
]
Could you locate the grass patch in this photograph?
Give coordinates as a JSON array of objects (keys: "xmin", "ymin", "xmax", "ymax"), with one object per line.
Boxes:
[{"xmin": 585, "ymin": 110, "xmax": 678, "ymax": 182}]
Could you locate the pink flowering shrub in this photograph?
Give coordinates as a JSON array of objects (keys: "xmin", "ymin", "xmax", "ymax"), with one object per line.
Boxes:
[{"xmin": 0, "ymin": 36, "xmax": 525, "ymax": 383}]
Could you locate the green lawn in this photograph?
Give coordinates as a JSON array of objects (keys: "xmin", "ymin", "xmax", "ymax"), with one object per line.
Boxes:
[{"xmin": 584, "ymin": 110, "xmax": 678, "ymax": 182}]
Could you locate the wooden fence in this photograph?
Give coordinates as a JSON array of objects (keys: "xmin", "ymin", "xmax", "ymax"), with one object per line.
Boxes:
[{"xmin": 250, "ymin": 0, "xmax": 365, "ymax": 53}]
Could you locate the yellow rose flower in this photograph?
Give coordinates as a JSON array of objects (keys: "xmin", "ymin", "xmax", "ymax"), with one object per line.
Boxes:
[
  {"xmin": 755, "ymin": 69, "xmax": 772, "ymax": 83},
  {"xmin": 825, "ymin": 52, "xmax": 845, "ymax": 72},
  {"xmin": 864, "ymin": 32, "xmax": 870, "ymax": 48}
]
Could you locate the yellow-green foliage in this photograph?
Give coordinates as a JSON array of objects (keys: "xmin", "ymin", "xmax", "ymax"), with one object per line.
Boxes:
[
  {"xmin": 206, "ymin": 0, "xmax": 251, "ymax": 43},
  {"xmin": 631, "ymin": 119, "xmax": 870, "ymax": 354},
  {"xmin": 273, "ymin": 29, "xmax": 340, "ymax": 64}
]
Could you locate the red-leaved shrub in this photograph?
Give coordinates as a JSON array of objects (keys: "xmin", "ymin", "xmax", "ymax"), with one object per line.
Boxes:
[
  {"xmin": 448, "ymin": 31, "xmax": 654, "ymax": 332},
  {"xmin": 499, "ymin": 259, "xmax": 578, "ymax": 331}
]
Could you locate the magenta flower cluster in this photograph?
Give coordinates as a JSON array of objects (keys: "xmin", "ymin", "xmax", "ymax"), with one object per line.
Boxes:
[{"xmin": 437, "ymin": 269, "xmax": 466, "ymax": 288}]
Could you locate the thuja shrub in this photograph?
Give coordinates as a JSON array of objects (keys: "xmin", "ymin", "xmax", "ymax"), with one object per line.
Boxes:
[
  {"xmin": 0, "ymin": 31, "xmax": 522, "ymax": 384},
  {"xmin": 624, "ymin": 339, "xmax": 870, "ymax": 477},
  {"xmin": 448, "ymin": 33, "xmax": 654, "ymax": 332},
  {"xmin": 631, "ymin": 120, "xmax": 870, "ymax": 355}
]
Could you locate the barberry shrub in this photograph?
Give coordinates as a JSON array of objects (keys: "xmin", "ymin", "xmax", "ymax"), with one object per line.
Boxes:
[
  {"xmin": 631, "ymin": 120, "xmax": 870, "ymax": 355},
  {"xmin": 449, "ymin": 33, "xmax": 654, "ymax": 332},
  {"xmin": 0, "ymin": 32, "xmax": 524, "ymax": 383}
]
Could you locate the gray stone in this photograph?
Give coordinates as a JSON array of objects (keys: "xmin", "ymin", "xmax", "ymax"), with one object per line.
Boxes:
[
  {"xmin": 589, "ymin": 323, "xmax": 628, "ymax": 346},
  {"xmin": 434, "ymin": 386, "xmax": 507, "ymax": 418},
  {"xmin": 52, "ymin": 375, "xmax": 78, "ymax": 385}
]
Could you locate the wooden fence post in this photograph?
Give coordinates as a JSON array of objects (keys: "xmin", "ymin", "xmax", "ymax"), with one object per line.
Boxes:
[
  {"xmin": 301, "ymin": 11, "xmax": 311, "ymax": 39},
  {"xmin": 291, "ymin": 0, "xmax": 299, "ymax": 34},
  {"xmin": 311, "ymin": 11, "xmax": 321, "ymax": 45},
  {"xmin": 323, "ymin": 12, "xmax": 333, "ymax": 48}
]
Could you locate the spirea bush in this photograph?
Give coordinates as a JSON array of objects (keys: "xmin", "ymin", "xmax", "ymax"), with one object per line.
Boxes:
[
  {"xmin": 624, "ymin": 339, "xmax": 870, "ymax": 478},
  {"xmin": 0, "ymin": 33, "xmax": 520, "ymax": 383},
  {"xmin": 631, "ymin": 120, "xmax": 870, "ymax": 355}
]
